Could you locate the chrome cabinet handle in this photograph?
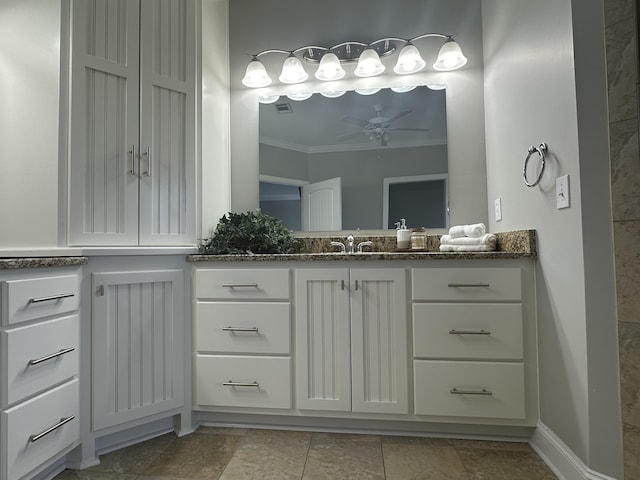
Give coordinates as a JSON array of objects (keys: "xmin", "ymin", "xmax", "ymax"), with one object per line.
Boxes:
[
  {"xmin": 29, "ymin": 347, "xmax": 75, "ymax": 366},
  {"xmin": 128, "ymin": 145, "xmax": 137, "ymax": 175},
  {"xmin": 223, "ymin": 381, "xmax": 260, "ymax": 387},
  {"xmin": 450, "ymin": 388, "xmax": 493, "ymax": 396},
  {"xmin": 449, "ymin": 329, "xmax": 492, "ymax": 335},
  {"xmin": 447, "ymin": 283, "xmax": 490, "ymax": 288},
  {"xmin": 28, "ymin": 293, "xmax": 75, "ymax": 304},
  {"xmin": 221, "ymin": 283, "xmax": 259, "ymax": 288},
  {"xmin": 222, "ymin": 327, "xmax": 260, "ymax": 333},
  {"xmin": 29, "ymin": 415, "xmax": 75, "ymax": 443},
  {"xmin": 143, "ymin": 146, "xmax": 151, "ymax": 177}
]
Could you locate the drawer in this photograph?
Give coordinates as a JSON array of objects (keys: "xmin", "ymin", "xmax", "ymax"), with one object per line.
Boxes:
[
  {"xmin": 1, "ymin": 315, "xmax": 79, "ymax": 406},
  {"xmin": 411, "ymin": 268, "xmax": 521, "ymax": 301},
  {"xmin": 1, "ymin": 274, "xmax": 79, "ymax": 326},
  {"xmin": 194, "ymin": 269, "xmax": 290, "ymax": 300},
  {"xmin": 195, "ymin": 302, "xmax": 291, "ymax": 354},
  {"xmin": 2, "ymin": 379, "xmax": 79, "ymax": 480},
  {"xmin": 413, "ymin": 304, "xmax": 523, "ymax": 360},
  {"xmin": 414, "ymin": 360, "xmax": 525, "ymax": 419},
  {"xmin": 195, "ymin": 355, "xmax": 291, "ymax": 409}
]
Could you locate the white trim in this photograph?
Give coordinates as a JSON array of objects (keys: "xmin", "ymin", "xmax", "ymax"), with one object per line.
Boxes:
[
  {"xmin": 259, "ymin": 175, "xmax": 309, "ymax": 187},
  {"xmin": 530, "ymin": 422, "xmax": 618, "ymax": 480}
]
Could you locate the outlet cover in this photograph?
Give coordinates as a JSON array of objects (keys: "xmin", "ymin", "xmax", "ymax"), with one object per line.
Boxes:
[
  {"xmin": 556, "ymin": 175, "xmax": 570, "ymax": 209},
  {"xmin": 494, "ymin": 197, "xmax": 502, "ymax": 222}
]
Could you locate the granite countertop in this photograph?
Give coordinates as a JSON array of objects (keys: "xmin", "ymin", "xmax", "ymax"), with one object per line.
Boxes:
[
  {"xmin": 0, "ymin": 257, "xmax": 89, "ymax": 270},
  {"xmin": 188, "ymin": 229, "xmax": 537, "ymax": 262}
]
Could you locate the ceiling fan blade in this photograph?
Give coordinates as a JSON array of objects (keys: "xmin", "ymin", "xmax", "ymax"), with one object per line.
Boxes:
[
  {"xmin": 337, "ymin": 130, "xmax": 365, "ymax": 141},
  {"xmin": 341, "ymin": 115, "xmax": 369, "ymax": 128},
  {"xmin": 388, "ymin": 127, "xmax": 430, "ymax": 132},
  {"xmin": 386, "ymin": 110, "xmax": 412, "ymax": 123}
]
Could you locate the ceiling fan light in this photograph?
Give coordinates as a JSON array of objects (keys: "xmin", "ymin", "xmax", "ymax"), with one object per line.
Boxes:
[
  {"xmin": 391, "ymin": 85, "xmax": 417, "ymax": 93},
  {"xmin": 242, "ymin": 57, "xmax": 272, "ymax": 88},
  {"xmin": 315, "ymin": 52, "xmax": 346, "ymax": 81},
  {"xmin": 354, "ymin": 47, "xmax": 385, "ymax": 77},
  {"xmin": 433, "ymin": 39, "xmax": 468, "ymax": 71},
  {"xmin": 279, "ymin": 54, "xmax": 309, "ymax": 84},
  {"xmin": 355, "ymin": 87, "xmax": 381, "ymax": 96},
  {"xmin": 321, "ymin": 90, "xmax": 347, "ymax": 98},
  {"xmin": 393, "ymin": 43, "xmax": 426, "ymax": 74},
  {"xmin": 286, "ymin": 92, "xmax": 313, "ymax": 101}
]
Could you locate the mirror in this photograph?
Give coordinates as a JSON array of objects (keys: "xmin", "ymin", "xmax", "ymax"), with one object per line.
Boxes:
[{"xmin": 258, "ymin": 87, "xmax": 448, "ymax": 231}]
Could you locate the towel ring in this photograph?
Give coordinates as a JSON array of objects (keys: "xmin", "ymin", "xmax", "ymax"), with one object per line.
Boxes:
[{"xmin": 523, "ymin": 143, "xmax": 547, "ymax": 187}]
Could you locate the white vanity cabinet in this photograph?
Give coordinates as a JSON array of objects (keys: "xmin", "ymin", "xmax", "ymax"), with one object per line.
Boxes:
[
  {"xmin": 411, "ymin": 265, "xmax": 536, "ymax": 424},
  {"xmin": 295, "ymin": 268, "xmax": 408, "ymax": 415},
  {"xmin": 193, "ymin": 268, "xmax": 293, "ymax": 410},
  {"xmin": 0, "ymin": 268, "xmax": 80, "ymax": 480},
  {"xmin": 68, "ymin": 0, "xmax": 197, "ymax": 246}
]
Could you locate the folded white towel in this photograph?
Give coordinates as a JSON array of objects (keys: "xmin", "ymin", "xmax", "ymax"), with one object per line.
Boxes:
[
  {"xmin": 448, "ymin": 223, "xmax": 486, "ymax": 238},
  {"xmin": 440, "ymin": 233, "xmax": 496, "ymax": 246},
  {"xmin": 439, "ymin": 244, "xmax": 496, "ymax": 252}
]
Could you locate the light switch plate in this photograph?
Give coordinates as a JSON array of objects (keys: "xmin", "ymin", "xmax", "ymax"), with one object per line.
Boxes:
[
  {"xmin": 556, "ymin": 175, "xmax": 570, "ymax": 209},
  {"xmin": 494, "ymin": 197, "xmax": 502, "ymax": 222}
]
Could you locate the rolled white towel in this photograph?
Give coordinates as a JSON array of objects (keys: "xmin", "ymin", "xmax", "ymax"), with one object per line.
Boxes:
[
  {"xmin": 447, "ymin": 223, "xmax": 486, "ymax": 238},
  {"xmin": 440, "ymin": 233, "xmax": 496, "ymax": 246},
  {"xmin": 439, "ymin": 244, "xmax": 496, "ymax": 252}
]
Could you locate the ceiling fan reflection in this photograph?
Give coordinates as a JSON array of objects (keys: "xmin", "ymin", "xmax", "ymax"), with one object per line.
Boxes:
[{"xmin": 337, "ymin": 103, "xmax": 429, "ymax": 147}]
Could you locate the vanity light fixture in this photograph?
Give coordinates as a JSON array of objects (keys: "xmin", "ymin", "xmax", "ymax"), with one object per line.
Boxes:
[
  {"xmin": 286, "ymin": 92, "xmax": 313, "ymax": 101},
  {"xmin": 258, "ymin": 95, "xmax": 281, "ymax": 104},
  {"xmin": 390, "ymin": 85, "xmax": 417, "ymax": 93},
  {"xmin": 354, "ymin": 87, "xmax": 381, "ymax": 95},
  {"xmin": 241, "ymin": 34, "xmax": 467, "ymax": 88},
  {"xmin": 320, "ymin": 90, "xmax": 347, "ymax": 98}
]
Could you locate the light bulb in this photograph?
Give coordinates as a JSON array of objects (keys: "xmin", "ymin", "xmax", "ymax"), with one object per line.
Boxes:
[
  {"xmin": 393, "ymin": 43, "xmax": 426, "ymax": 74},
  {"xmin": 315, "ymin": 52, "xmax": 345, "ymax": 81},
  {"xmin": 433, "ymin": 39, "xmax": 468, "ymax": 71}
]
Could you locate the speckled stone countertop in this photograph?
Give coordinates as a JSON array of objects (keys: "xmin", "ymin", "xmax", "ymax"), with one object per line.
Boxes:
[
  {"xmin": 188, "ymin": 229, "xmax": 537, "ymax": 262},
  {"xmin": 0, "ymin": 257, "xmax": 89, "ymax": 270}
]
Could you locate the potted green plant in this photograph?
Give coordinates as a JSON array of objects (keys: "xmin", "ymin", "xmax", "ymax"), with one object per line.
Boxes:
[{"xmin": 198, "ymin": 210, "xmax": 296, "ymax": 254}]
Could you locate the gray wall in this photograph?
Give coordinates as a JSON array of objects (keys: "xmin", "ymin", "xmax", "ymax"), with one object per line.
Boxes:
[
  {"xmin": 482, "ymin": 0, "xmax": 622, "ymax": 476},
  {"xmin": 260, "ymin": 144, "xmax": 309, "ymax": 181},
  {"xmin": 228, "ymin": 0, "xmax": 487, "ymax": 228}
]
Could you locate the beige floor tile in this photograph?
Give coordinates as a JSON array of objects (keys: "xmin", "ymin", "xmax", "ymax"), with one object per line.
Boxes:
[
  {"xmin": 457, "ymin": 448, "xmax": 557, "ymax": 480},
  {"xmin": 219, "ymin": 429, "xmax": 311, "ymax": 480},
  {"xmin": 302, "ymin": 433, "xmax": 384, "ymax": 480},
  {"xmin": 142, "ymin": 432, "xmax": 242, "ymax": 479},
  {"xmin": 383, "ymin": 443, "xmax": 469, "ymax": 480},
  {"xmin": 84, "ymin": 433, "xmax": 176, "ymax": 474}
]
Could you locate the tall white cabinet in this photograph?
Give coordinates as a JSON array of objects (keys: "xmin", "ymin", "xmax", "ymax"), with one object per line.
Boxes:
[{"xmin": 68, "ymin": 0, "xmax": 196, "ymax": 246}]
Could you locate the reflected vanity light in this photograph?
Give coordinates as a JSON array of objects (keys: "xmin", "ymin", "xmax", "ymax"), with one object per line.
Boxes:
[
  {"xmin": 390, "ymin": 85, "xmax": 417, "ymax": 93},
  {"xmin": 426, "ymin": 84, "xmax": 446, "ymax": 90},
  {"xmin": 354, "ymin": 87, "xmax": 382, "ymax": 95},
  {"xmin": 241, "ymin": 34, "xmax": 467, "ymax": 88},
  {"xmin": 286, "ymin": 92, "xmax": 313, "ymax": 101},
  {"xmin": 320, "ymin": 90, "xmax": 347, "ymax": 98},
  {"xmin": 258, "ymin": 95, "xmax": 281, "ymax": 104}
]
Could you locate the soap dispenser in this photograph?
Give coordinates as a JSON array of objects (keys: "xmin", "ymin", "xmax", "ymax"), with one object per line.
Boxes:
[{"xmin": 395, "ymin": 218, "xmax": 411, "ymax": 250}]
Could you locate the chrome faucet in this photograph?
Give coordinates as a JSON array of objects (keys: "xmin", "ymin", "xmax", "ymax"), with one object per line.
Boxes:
[
  {"xmin": 346, "ymin": 234, "xmax": 354, "ymax": 254},
  {"xmin": 357, "ymin": 241, "xmax": 373, "ymax": 253},
  {"xmin": 330, "ymin": 241, "xmax": 346, "ymax": 254}
]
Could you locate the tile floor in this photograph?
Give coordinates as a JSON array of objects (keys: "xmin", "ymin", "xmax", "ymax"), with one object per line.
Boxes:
[{"xmin": 54, "ymin": 427, "xmax": 558, "ymax": 480}]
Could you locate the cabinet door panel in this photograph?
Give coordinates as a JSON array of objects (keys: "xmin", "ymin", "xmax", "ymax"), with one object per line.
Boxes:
[
  {"xmin": 92, "ymin": 270, "xmax": 184, "ymax": 430},
  {"xmin": 69, "ymin": 0, "xmax": 140, "ymax": 245},
  {"xmin": 351, "ymin": 269, "xmax": 408, "ymax": 414},
  {"xmin": 295, "ymin": 269, "xmax": 351, "ymax": 411}
]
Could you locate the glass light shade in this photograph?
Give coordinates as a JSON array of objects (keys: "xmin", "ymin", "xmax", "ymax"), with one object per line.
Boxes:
[
  {"xmin": 279, "ymin": 54, "xmax": 309, "ymax": 84},
  {"xmin": 258, "ymin": 95, "xmax": 280, "ymax": 104},
  {"xmin": 287, "ymin": 92, "xmax": 313, "ymax": 101},
  {"xmin": 393, "ymin": 43, "xmax": 426, "ymax": 74},
  {"xmin": 433, "ymin": 39, "xmax": 468, "ymax": 71},
  {"xmin": 354, "ymin": 87, "xmax": 381, "ymax": 95},
  {"xmin": 354, "ymin": 48, "xmax": 385, "ymax": 77},
  {"xmin": 315, "ymin": 52, "xmax": 346, "ymax": 81},
  {"xmin": 242, "ymin": 58, "xmax": 272, "ymax": 88},
  {"xmin": 320, "ymin": 90, "xmax": 347, "ymax": 98},
  {"xmin": 426, "ymin": 84, "xmax": 446, "ymax": 90},
  {"xmin": 391, "ymin": 85, "xmax": 417, "ymax": 93}
]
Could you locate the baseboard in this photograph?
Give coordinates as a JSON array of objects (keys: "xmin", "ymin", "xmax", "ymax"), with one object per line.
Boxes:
[{"xmin": 530, "ymin": 422, "xmax": 618, "ymax": 480}]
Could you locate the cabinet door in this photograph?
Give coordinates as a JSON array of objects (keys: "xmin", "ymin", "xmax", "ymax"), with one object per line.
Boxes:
[
  {"xmin": 138, "ymin": 0, "xmax": 196, "ymax": 245},
  {"xmin": 351, "ymin": 268, "xmax": 409, "ymax": 414},
  {"xmin": 91, "ymin": 269, "xmax": 184, "ymax": 430},
  {"xmin": 69, "ymin": 0, "xmax": 141, "ymax": 245},
  {"xmin": 295, "ymin": 269, "xmax": 351, "ymax": 411}
]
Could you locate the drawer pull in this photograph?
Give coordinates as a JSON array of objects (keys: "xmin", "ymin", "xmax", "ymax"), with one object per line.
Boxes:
[
  {"xmin": 222, "ymin": 326, "xmax": 260, "ymax": 333},
  {"xmin": 221, "ymin": 283, "xmax": 259, "ymax": 288},
  {"xmin": 28, "ymin": 293, "xmax": 75, "ymax": 304},
  {"xmin": 29, "ymin": 415, "xmax": 75, "ymax": 443},
  {"xmin": 29, "ymin": 347, "xmax": 76, "ymax": 366},
  {"xmin": 450, "ymin": 388, "xmax": 493, "ymax": 396},
  {"xmin": 223, "ymin": 381, "xmax": 260, "ymax": 387},
  {"xmin": 447, "ymin": 283, "xmax": 490, "ymax": 288},
  {"xmin": 449, "ymin": 329, "xmax": 492, "ymax": 335}
]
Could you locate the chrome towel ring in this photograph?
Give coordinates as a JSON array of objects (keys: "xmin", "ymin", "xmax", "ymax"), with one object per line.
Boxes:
[{"xmin": 523, "ymin": 142, "xmax": 548, "ymax": 187}]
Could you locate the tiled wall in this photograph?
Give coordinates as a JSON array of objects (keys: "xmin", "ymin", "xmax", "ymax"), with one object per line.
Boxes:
[{"xmin": 605, "ymin": 0, "xmax": 640, "ymax": 477}]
